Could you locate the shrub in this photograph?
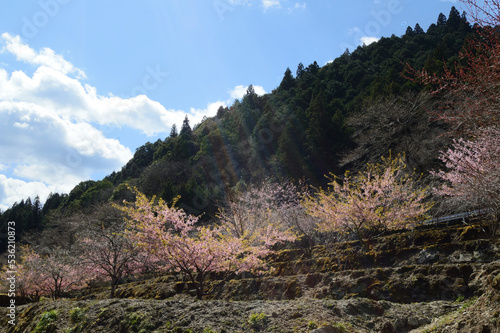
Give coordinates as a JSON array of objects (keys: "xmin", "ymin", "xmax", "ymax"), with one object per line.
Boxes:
[
  {"xmin": 33, "ymin": 310, "xmax": 58, "ymax": 333},
  {"xmin": 245, "ymin": 312, "xmax": 269, "ymax": 331},
  {"xmin": 69, "ymin": 307, "xmax": 85, "ymax": 323}
]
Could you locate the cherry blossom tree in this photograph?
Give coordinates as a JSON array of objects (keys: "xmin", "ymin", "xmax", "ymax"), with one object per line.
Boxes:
[
  {"xmin": 5, "ymin": 245, "xmax": 85, "ymax": 300},
  {"xmin": 461, "ymin": 0, "xmax": 500, "ymax": 27},
  {"xmin": 304, "ymin": 155, "xmax": 433, "ymax": 246},
  {"xmin": 78, "ymin": 222, "xmax": 145, "ymax": 298},
  {"xmin": 407, "ymin": 0, "xmax": 500, "ymax": 136},
  {"xmin": 278, "ymin": 183, "xmax": 323, "ymax": 252},
  {"xmin": 433, "ymin": 127, "xmax": 500, "ymax": 234},
  {"xmin": 154, "ymin": 225, "xmax": 258, "ymax": 300},
  {"xmin": 39, "ymin": 247, "xmax": 84, "ymax": 299},
  {"xmin": 216, "ymin": 180, "xmax": 298, "ymax": 248},
  {"xmin": 3, "ymin": 246, "xmax": 45, "ymax": 301},
  {"xmin": 405, "ymin": 0, "xmax": 500, "ymax": 234},
  {"xmin": 216, "ymin": 179, "xmax": 327, "ymax": 254},
  {"xmin": 115, "ymin": 188, "xmax": 276, "ymax": 299}
]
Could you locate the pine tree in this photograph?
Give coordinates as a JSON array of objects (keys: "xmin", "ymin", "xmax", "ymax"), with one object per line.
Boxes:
[
  {"xmin": 437, "ymin": 13, "xmax": 447, "ymax": 27},
  {"xmin": 447, "ymin": 6, "xmax": 461, "ymax": 29},
  {"xmin": 405, "ymin": 26, "xmax": 415, "ymax": 37},
  {"xmin": 180, "ymin": 115, "xmax": 192, "ymax": 138},
  {"xmin": 296, "ymin": 63, "xmax": 305, "ymax": 80},
  {"xmin": 279, "ymin": 67, "xmax": 295, "ymax": 91},
  {"xmin": 414, "ymin": 23, "xmax": 424, "ymax": 34},
  {"xmin": 169, "ymin": 124, "xmax": 178, "ymax": 138}
]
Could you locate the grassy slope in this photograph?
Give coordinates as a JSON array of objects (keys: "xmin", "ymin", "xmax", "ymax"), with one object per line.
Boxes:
[{"xmin": 2, "ymin": 222, "xmax": 500, "ymax": 333}]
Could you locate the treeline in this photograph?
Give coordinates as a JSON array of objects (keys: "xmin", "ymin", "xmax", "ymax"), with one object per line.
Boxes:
[
  {"xmin": 0, "ymin": 7, "xmax": 474, "ymax": 246},
  {"xmin": 0, "ymin": 197, "xmax": 43, "ymax": 250}
]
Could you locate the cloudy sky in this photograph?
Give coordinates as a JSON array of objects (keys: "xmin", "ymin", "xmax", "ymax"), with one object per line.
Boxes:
[{"xmin": 0, "ymin": 0, "xmax": 462, "ymax": 210}]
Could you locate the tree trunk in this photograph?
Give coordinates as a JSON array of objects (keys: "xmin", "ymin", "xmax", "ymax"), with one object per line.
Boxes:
[
  {"xmin": 195, "ymin": 272, "xmax": 204, "ymax": 300},
  {"xmin": 110, "ymin": 278, "xmax": 118, "ymax": 298}
]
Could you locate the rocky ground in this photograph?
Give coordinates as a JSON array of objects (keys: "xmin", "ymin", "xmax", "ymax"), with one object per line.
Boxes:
[{"xmin": 1, "ymin": 222, "xmax": 499, "ymax": 333}]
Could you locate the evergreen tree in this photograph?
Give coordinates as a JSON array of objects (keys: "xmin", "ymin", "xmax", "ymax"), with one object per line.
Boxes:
[
  {"xmin": 437, "ymin": 13, "xmax": 447, "ymax": 27},
  {"xmin": 296, "ymin": 63, "xmax": 305, "ymax": 80},
  {"xmin": 447, "ymin": 6, "xmax": 461, "ymax": 29},
  {"xmin": 405, "ymin": 26, "xmax": 415, "ymax": 37},
  {"xmin": 427, "ymin": 23, "xmax": 438, "ymax": 35},
  {"xmin": 307, "ymin": 61, "xmax": 320, "ymax": 75},
  {"xmin": 216, "ymin": 106, "xmax": 227, "ymax": 119},
  {"xmin": 0, "ymin": 196, "xmax": 44, "ymax": 251},
  {"xmin": 279, "ymin": 67, "xmax": 295, "ymax": 91},
  {"xmin": 180, "ymin": 115, "xmax": 193, "ymax": 138},
  {"xmin": 305, "ymin": 91, "xmax": 335, "ymax": 179},
  {"xmin": 169, "ymin": 124, "xmax": 178, "ymax": 138},
  {"xmin": 32, "ymin": 196, "xmax": 43, "ymax": 229},
  {"xmin": 458, "ymin": 11, "xmax": 472, "ymax": 34},
  {"xmin": 277, "ymin": 119, "xmax": 309, "ymax": 180},
  {"xmin": 42, "ymin": 193, "xmax": 65, "ymax": 215},
  {"xmin": 414, "ymin": 23, "xmax": 424, "ymax": 34},
  {"xmin": 175, "ymin": 115, "xmax": 197, "ymax": 160}
]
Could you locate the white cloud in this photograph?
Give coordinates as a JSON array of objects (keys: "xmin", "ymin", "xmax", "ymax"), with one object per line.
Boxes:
[
  {"xmin": 0, "ymin": 35, "xmax": 183, "ymax": 209},
  {"xmin": 347, "ymin": 27, "xmax": 380, "ymax": 47},
  {"xmin": 360, "ymin": 36, "xmax": 379, "ymax": 46},
  {"xmin": 0, "ymin": 175, "xmax": 62, "ymax": 212},
  {"xmin": 0, "ymin": 34, "xmax": 270, "ymax": 210},
  {"xmin": 13, "ymin": 121, "xmax": 30, "ymax": 129},
  {"xmin": 1, "ymin": 33, "xmax": 86, "ymax": 79},
  {"xmin": 229, "ymin": 85, "xmax": 267, "ymax": 100},
  {"xmin": 190, "ymin": 101, "xmax": 228, "ymax": 125},
  {"xmin": 228, "ymin": 0, "xmax": 252, "ymax": 5},
  {"xmin": 0, "ymin": 99, "xmax": 133, "ymax": 206},
  {"xmin": 226, "ymin": 0, "xmax": 304, "ymax": 13},
  {"xmin": 0, "ymin": 64, "xmax": 182, "ymax": 136},
  {"xmin": 262, "ymin": 0, "xmax": 281, "ymax": 10},
  {"xmin": 287, "ymin": 2, "xmax": 306, "ymax": 13}
]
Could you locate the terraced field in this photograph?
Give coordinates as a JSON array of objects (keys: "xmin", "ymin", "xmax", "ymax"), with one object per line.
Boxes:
[{"xmin": 2, "ymin": 223, "xmax": 500, "ymax": 332}]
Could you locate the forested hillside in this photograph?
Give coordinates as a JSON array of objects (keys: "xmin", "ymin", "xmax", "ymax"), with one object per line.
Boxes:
[
  {"xmin": 0, "ymin": 7, "xmax": 474, "ymax": 246},
  {"xmin": 3, "ymin": 3, "xmax": 500, "ymax": 331}
]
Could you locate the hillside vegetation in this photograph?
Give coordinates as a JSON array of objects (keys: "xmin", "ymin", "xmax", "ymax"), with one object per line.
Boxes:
[
  {"xmin": 1, "ymin": 4, "xmax": 500, "ymax": 333},
  {"xmin": 1, "ymin": 221, "xmax": 500, "ymax": 332},
  {"xmin": 0, "ymin": 7, "xmax": 472, "ymax": 234}
]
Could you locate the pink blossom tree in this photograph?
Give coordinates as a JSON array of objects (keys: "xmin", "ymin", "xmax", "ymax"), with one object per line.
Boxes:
[
  {"xmin": 115, "ymin": 188, "xmax": 274, "ymax": 299},
  {"xmin": 406, "ymin": 0, "xmax": 500, "ymax": 136},
  {"xmin": 278, "ymin": 181, "xmax": 323, "ymax": 252},
  {"xmin": 78, "ymin": 222, "xmax": 146, "ymax": 298},
  {"xmin": 304, "ymin": 155, "xmax": 433, "ymax": 246},
  {"xmin": 405, "ymin": 0, "xmax": 500, "ymax": 234},
  {"xmin": 461, "ymin": 0, "xmax": 500, "ymax": 30},
  {"xmin": 5, "ymin": 245, "xmax": 85, "ymax": 300},
  {"xmin": 3, "ymin": 246, "xmax": 45, "ymax": 301},
  {"xmin": 38, "ymin": 247, "xmax": 85, "ymax": 299},
  {"xmin": 216, "ymin": 180, "xmax": 298, "ymax": 249},
  {"xmin": 433, "ymin": 127, "xmax": 500, "ymax": 234}
]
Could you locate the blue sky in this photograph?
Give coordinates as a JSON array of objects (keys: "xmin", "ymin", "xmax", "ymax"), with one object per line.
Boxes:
[{"xmin": 0, "ymin": 0, "xmax": 462, "ymax": 210}]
